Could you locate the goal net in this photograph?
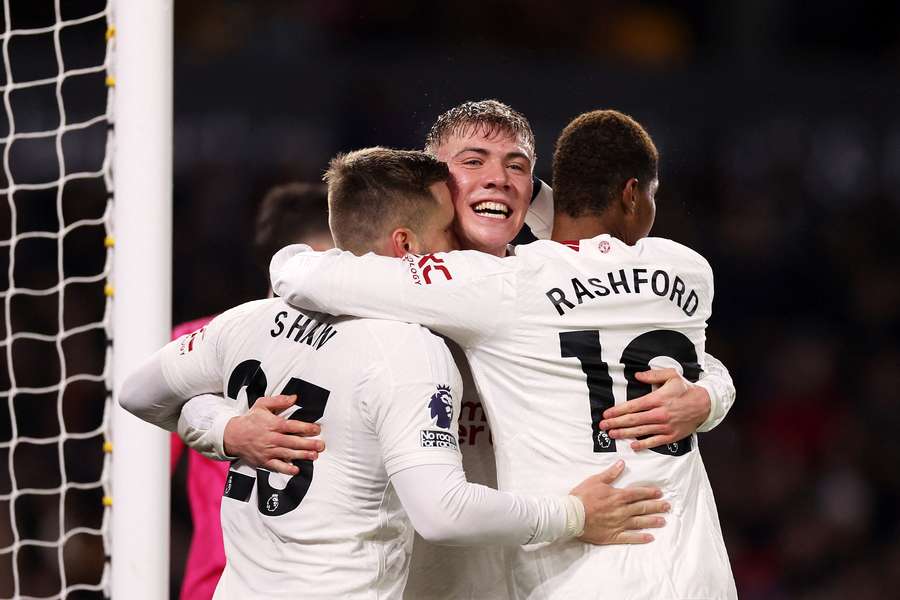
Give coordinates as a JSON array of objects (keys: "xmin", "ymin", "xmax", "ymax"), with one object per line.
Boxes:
[{"xmin": 1, "ymin": 1, "xmax": 114, "ymax": 597}]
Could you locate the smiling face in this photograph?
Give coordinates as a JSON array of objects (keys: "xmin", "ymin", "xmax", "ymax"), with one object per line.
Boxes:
[{"xmin": 431, "ymin": 127, "xmax": 534, "ymax": 256}]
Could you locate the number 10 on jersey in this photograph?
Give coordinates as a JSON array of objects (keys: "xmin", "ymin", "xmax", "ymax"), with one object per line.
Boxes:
[{"xmin": 559, "ymin": 329, "xmax": 701, "ymax": 457}]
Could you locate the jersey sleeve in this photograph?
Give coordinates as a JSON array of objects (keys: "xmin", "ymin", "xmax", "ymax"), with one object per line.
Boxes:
[
  {"xmin": 696, "ymin": 352, "xmax": 736, "ymax": 432},
  {"xmin": 119, "ymin": 303, "xmax": 250, "ymax": 431},
  {"xmin": 391, "ymin": 463, "xmax": 583, "ymax": 546},
  {"xmin": 157, "ymin": 319, "xmax": 224, "ymax": 399},
  {"xmin": 158, "ymin": 302, "xmax": 257, "ymax": 398},
  {"xmin": 362, "ymin": 325, "xmax": 466, "ymax": 476},
  {"xmin": 177, "ymin": 393, "xmax": 240, "ymax": 460},
  {"xmin": 269, "ymin": 244, "xmax": 517, "ymax": 348}
]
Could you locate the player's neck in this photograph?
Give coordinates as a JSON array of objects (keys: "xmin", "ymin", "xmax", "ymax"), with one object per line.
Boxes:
[{"xmin": 551, "ymin": 212, "xmax": 621, "ymax": 243}]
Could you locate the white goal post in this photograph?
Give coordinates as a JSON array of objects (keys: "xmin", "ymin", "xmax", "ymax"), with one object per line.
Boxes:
[
  {"xmin": 110, "ymin": 0, "xmax": 172, "ymax": 598},
  {"xmin": 1, "ymin": 0, "xmax": 172, "ymax": 597}
]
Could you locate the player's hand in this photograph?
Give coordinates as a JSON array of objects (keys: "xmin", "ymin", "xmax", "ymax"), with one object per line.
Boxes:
[
  {"xmin": 571, "ymin": 460, "xmax": 669, "ymax": 545},
  {"xmin": 598, "ymin": 369, "xmax": 710, "ymax": 451},
  {"xmin": 223, "ymin": 395, "xmax": 325, "ymax": 476}
]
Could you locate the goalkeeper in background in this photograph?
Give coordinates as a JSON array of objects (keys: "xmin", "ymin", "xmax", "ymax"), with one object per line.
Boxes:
[{"xmin": 171, "ymin": 182, "xmax": 333, "ymax": 600}]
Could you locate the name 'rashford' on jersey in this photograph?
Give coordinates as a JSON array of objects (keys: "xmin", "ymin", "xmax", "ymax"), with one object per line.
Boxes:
[
  {"xmin": 271, "ymin": 235, "xmax": 737, "ymax": 600},
  {"xmin": 158, "ymin": 298, "xmax": 463, "ymax": 600}
]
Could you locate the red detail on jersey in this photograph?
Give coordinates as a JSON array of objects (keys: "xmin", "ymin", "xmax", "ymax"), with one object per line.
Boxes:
[
  {"xmin": 560, "ymin": 240, "xmax": 581, "ymax": 251},
  {"xmin": 416, "ymin": 253, "xmax": 446, "ymax": 267},
  {"xmin": 417, "ymin": 254, "xmax": 453, "ymax": 284},
  {"xmin": 185, "ymin": 327, "xmax": 206, "ymax": 352},
  {"xmin": 175, "ymin": 317, "xmax": 215, "ymax": 355},
  {"xmin": 422, "ymin": 264, "xmax": 452, "ymax": 284},
  {"xmin": 599, "ymin": 240, "xmax": 611, "ymax": 253},
  {"xmin": 187, "ymin": 331, "xmax": 197, "ymax": 352}
]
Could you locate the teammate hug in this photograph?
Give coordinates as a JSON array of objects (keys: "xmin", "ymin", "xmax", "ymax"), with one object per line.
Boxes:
[{"xmin": 122, "ymin": 101, "xmax": 737, "ymax": 599}]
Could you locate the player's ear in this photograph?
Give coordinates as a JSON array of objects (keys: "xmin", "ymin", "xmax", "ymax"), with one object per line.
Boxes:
[
  {"xmin": 388, "ymin": 227, "xmax": 415, "ymax": 257},
  {"xmin": 620, "ymin": 178, "xmax": 640, "ymax": 216}
]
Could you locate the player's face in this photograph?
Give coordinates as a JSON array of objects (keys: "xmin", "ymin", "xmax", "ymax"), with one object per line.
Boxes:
[
  {"xmin": 432, "ymin": 129, "xmax": 533, "ymax": 257},
  {"xmin": 412, "ymin": 181, "xmax": 459, "ymax": 254}
]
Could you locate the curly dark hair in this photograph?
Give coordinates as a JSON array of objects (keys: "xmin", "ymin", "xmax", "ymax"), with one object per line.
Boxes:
[
  {"xmin": 425, "ymin": 99, "xmax": 535, "ymax": 158},
  {"xmin": 552, "ymin": 110, "xmax": 658, "ymax": 218},
  {"xmin": 325, "ymin": 147, "xmax": 450, "ymax": 255}
]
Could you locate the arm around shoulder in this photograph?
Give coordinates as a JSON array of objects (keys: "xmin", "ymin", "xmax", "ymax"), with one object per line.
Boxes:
[
  {"xmin": 119, "ymin": 306, "xmax": 237, "ymax": 430},
  {"xmin": 271, "ymin": 244, "xmax": 517, "ymax": 347}
]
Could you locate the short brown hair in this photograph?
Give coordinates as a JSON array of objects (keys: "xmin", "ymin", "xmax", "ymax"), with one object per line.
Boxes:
[
  {"xmin": 552, "ymin": 110, "xmax": 658, "ymax": 218},
  {"xmin": 425, "ymin": 99, "xmax": 535, "ymax": 159},
  {"xmin": 325, "ymin": 147, "xmax": 450, "ymax": 255},
  {"xmin": 253, "ymin": 182, "xmax": 330, "ymax": 273}
]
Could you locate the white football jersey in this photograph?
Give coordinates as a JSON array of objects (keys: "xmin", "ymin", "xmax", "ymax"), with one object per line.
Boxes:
[
  {"xmin": 404, "ymin": 342, "xmax": 507, "ymax": 600},
  {"xmin": 158, "ymin": 298, "xmax": 464, "ymax": 599},
  {"xmin": 271, "ymin": 235, "xmax": 738, "ymax": 600}
]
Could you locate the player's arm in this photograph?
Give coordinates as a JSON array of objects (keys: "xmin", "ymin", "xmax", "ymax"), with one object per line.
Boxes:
[
  {"xmin": 370, "ymin": 326, "xmax": 668, "ymax": 546},
  {"xmin": 599, "ymin": 352, "xmax": 737, "ymax": 449},
  {"xmin": 176, "ymin": 393, "xmax": 241, "ymax": 460},
  {"xmin": 119, "ymin": 306, "xmax": 321, "ymax": 469},
  {"xmin": 118, "ymin": 340, "xmax": 221, "ymax": 433},
  {"xmin": 599, "ymin": 253, "xmax": 732, "ymax": 448},
  {"xmin": 187, "ymin": 394, "xmax": 323, "ymax": 473},
  {"xmin": 694, "ymin": 352, "xmax": 735, "ymax": 432},
  {"xmin": 377, "ymin": 353, "xmax": 582, "ymax": 546},
  {"xmin": 120, "ymin": 303, "xmax": 258, "ymax": 432},
  {"xmin": 393, "ymin": 461, "xmax": 668, "ymax": 546},
  {"xmin": 269, "ymin": 244, "xmax": 516, "ymax": 346}
]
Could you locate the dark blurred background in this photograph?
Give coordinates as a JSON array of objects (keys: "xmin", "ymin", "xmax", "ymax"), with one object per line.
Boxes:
[{"xmin": 3, "ymin": 0, "xmax": 900, "ymax": 598}]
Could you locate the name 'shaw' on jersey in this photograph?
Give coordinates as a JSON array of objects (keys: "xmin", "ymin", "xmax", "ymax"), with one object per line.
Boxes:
[
  {"xmin": 155, "ymin": 298, "xmax": 466, "ymax": 599},
  {"xmin": 269, "ymin": 311, "xmax": 338, "ymax": 349}
]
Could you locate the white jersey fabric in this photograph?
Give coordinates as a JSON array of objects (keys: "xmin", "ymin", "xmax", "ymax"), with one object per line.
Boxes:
[
  {"xmin": 138, "ymin": 298, "xmax": 581, "ymax": 599},
  {"xmin": 160, "ymin": 300, "xmax": 465, "ymax": 599},
  {"xmin": 522, "ymin": 177, "xmax": 555, "ymax": 241},
  {"xmin": 271, "ymin": 235, "xmax": 738, "ymax": 600},
  {"xmin": 405, "ymin": 343, "xmax": 734, "ymax": 600},
  {"xmin": 404, "ymin": 342, "xmax": 507, "ymax": 599}
]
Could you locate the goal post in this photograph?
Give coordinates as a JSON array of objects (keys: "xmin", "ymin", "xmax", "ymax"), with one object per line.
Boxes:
[
  {"xmin": 0, "ymin": 0, "xmax": 173, "ymax": 595},
  {"xmin": 110, "ymin": 0, "xmax": 173, "ymax": 598}
]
